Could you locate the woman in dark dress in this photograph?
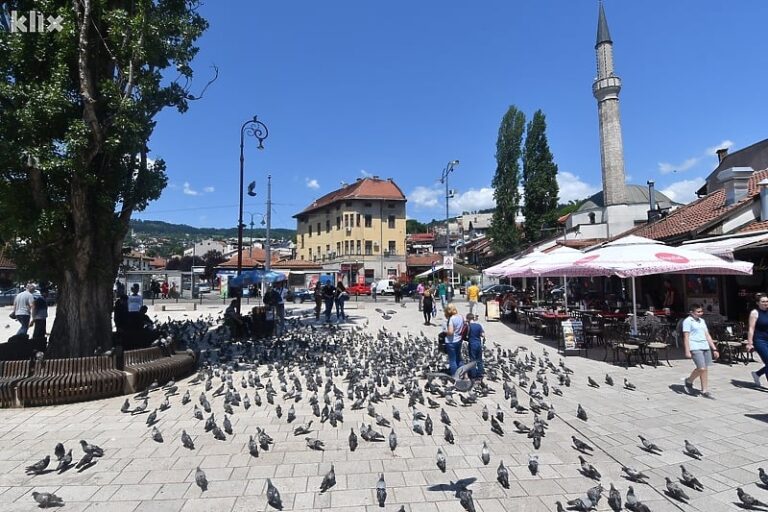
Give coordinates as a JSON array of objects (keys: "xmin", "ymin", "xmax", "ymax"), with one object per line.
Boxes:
[
  {"xmin": 422, "ymin": 289, "xmax": 434, "ymax": 325},
  {"xmin": 747, "ymin": 292, "xmax": 768, "ymax": 386}
]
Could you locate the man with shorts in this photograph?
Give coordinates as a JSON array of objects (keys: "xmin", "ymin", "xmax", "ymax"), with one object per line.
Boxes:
[{"xmin": 682, "ymin": 303, "xmax": 719, "ymax": 399}]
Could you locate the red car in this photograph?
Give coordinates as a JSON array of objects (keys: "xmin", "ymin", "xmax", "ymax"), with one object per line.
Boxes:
[{"xmin": 347, "ymin": 283, "xmax": 371, "ymax": 296}]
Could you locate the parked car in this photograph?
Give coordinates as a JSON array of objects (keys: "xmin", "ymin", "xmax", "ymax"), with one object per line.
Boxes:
[
  {"xmin": 290, "ymin": 288, "xmax": 314, "ymax": 303},
  {"xmin": 347, "ymin": 283, "xmax": 371, "ymax": 296},
  {"xmin": 374, "ymin": 279, "xmax": 395, "ymax": 295},
  {"xmin": 0, "ymin": 287, "xmax": 20, "ymax": 307},
  {"xmin": 400, "ymin": 283, "xmax": 418, "ymax": 297},
  {"xmin": 479, "ymin": 284, "xmax": 516, "ymax": 303}
]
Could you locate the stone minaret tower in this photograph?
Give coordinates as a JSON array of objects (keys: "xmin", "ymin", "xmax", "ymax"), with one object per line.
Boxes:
[{"xmin": 593, "ymin": 2, "xmax": 627, "ymax": 206}]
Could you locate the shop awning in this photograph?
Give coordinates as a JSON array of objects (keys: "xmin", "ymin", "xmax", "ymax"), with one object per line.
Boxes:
[{"xmin": 680, "ymin": 233, "xmax": 768, "ymax": 258}]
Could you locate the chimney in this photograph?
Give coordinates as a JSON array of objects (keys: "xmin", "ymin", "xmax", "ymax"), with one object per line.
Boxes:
[
  {"xmin": 646, "ymin": 180, "xmax": 661, "ymax": 222},
  {"xmin": 372, "ymin": 175, "xmax": 379, "ymax": 180},
  {"xmin": 716, "ymin": 148, "xmax": 729, "ymax": 163},
  {"xmin": 760, "ymin": 179, "xmax": 768, "ymax": 221},
  {"xmin": 717, "ymin": 167, "xmax": 753, "ymax": 206}
]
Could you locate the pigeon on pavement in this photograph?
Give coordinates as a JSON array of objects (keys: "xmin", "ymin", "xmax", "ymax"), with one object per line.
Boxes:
[
  {"xmin": 195, "ymin": 466, "xmax": 208, "ymax": 492},
  {"xmin": 32, "ymin": 491, "xmax": 64, "ymax": 508}
]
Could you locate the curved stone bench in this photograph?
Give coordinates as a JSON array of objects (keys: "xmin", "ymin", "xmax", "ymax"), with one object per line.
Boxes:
[{"xmin": 0, "ymin": 360, "xmax": 32, "ymax": 408}]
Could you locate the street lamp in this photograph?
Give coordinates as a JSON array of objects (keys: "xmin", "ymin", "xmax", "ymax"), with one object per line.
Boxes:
[
  {"xmin": 238, "ymin": 116, "xmax": 268, "ymax": 313},
  {"xmin": 246, "ymin": 212, "xmax": 266, "ymax": 258},
  {"xmin": 440, "ymin": 159, "xmax": 459, "ymax": 292}
]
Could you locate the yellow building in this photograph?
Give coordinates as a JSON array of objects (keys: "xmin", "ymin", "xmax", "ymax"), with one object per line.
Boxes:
[{"xmin": 293, "ymin": 177, "xmax": 407, "ymax": 283}]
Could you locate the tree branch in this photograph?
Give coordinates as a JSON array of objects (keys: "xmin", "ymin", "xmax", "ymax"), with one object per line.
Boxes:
[{"xmin": 74, "ymin": 0, "xmax": 103, "ymax": 162}]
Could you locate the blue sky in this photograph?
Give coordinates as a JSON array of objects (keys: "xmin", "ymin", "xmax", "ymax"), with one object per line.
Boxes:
[{"xmin": 139, "ymin": 0, "xmax": 768, "ymax": 229}]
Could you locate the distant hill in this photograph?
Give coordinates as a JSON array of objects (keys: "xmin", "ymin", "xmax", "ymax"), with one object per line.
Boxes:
[{"xmin": 129, "ymin": 219, "xmax": 296, "ymax": 240}]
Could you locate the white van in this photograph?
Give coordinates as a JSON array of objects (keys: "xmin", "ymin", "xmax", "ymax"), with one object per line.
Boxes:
[{"xmin": 374, "ymin": 279, "xmax": 395, "ymax": 295}]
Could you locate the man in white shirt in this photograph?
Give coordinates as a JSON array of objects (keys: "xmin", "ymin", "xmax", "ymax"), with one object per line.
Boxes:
[
  {"xmin": 682, "ymin": 303, "xmax": 719, "ymax": 398},
  {"xmin": 12, "ymin": 284, "xmax": 36, "ymax": 336}
]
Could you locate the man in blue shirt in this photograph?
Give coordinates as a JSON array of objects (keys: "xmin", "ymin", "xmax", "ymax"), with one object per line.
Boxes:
[{"xmin": 682, "ymin": 303, "xmax": 719, "ymax": 398}]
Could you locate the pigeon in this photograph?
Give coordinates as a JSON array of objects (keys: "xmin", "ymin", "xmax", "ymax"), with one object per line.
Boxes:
[
  {"xmin": 151, "ymin": 426, "xmax": 163, "ymax": 443},
  {"xmin": 624, "ymin": 378, "xmax": 636, "ymax": 390},
  {"xmin": 737, "ymin": 487, "xmax": 768, "ymax": 508},
  {"xmin": 605, "ymin": 374, "xmax": 614, "ymax": 386},
  {"xmin": 684, "ymin": 439, "xmax": 702, "ymax": 459},
  {"xmin": 444, "ymin": 425, "xmax": 455, "ymax": 444},
  {"xmin": 212, "ymin": 426, "xmax": 226, "ymax": 441},
  {"xmin": 25, "ymin": 455, "xmax": 50, "ymax": 475},
  {"xmin": 458, "ymin": 487, "xmax": 476, "ymax": 512},
  {"xmin": 223, "ymin": 415, "xmax": 233, "ymax": 435},
  {"xmin": 120, "ymin": 399, "xmax": 131, "ymax": 413},
  {"xmin": 576, "ymin": 404, "xmax": 588, "ymax": 421},
  {"xmin": 54, "ymin": 443, "xmax": 65, "ymax": 461},
  {"xmin": 495, "ymin": 404, "xmax": 504, "ymax": 423},
  {"xmin": 56, "ymin": 449, "xmax": 72, "ymax": 472},
  {"xmin": 621, "ymin": 465, "xmax": 649, "ymax": 483},
  {"xmin": 306, "ymin": 437, "xmax": 325, "ymax": 451},
  {"xmin": 349, "ymin": 428, "xmax": 358, "ymax": 451},
  {"xmin": 425, "ymin": 415, "xmax": 433, "ymax": 436},
  {"xmin": 572, "ymin": 436, "xmax": 593, "ymax": 453},
  {"xmin": 490, "ymin": 416, "xmax": 504, "ymax": 436},
  {"xmin": 528, "ymin": 454, "xmax": 538, "ymax": 475},
  {"xmin": 513, "ymin": 420, "xmax": 531, "ymax": 433},
  {"xmin": 181, "ymin": 389, "xmax": 191, "ymax": 405},
  {"xmin": 638, "ymin": 435, "xmax": 662, "ymax": 453},
  {"xmin": 248, "ymin": 435, "xmax": 259, "ymax": 457},
  {"xmin": 146, "ymin": 409, "xmax": 158, "ymax": 426},
  {"xmin": 181, "ymin": 430, "xmax": 195, "ymax": 449},
  {"xmin": 665, "ymin": 476, "xmax": 689, "ymax": 501},
  {"xmin": 267, "ymin": 478, "xmax": 283, "ymax": 510},
  {"xmin": 159, "ymin": 396, "xmax": 170, "ymax": 411},
  {"xmin": 376, "ymin": 473, "xmax": 387, "ymax": 507},
  {"xmin": 31, "ymin": 491, "xmax": 64, "ymax": 508},
  {"xmin": 436, "ymin": 447, "xmax": 447, "ymax": 472},
  {"xmin": 195, "ymin": 466, "xmax": 208, "ymax": 492},
  {"xmin": 579, "ymin": 455, "xmax": 601, "ymax": 480},
  {"xmin": 566, "ymin": 495, "xmax": 595, "ymax": 511},
  {"xmin": 392, "ymin": 406, "xmax": 401, "ymax": 421},
  {"xmin": 441, "ymin": 408, "xmax": 451, "ymax": 425},
  {"xmin": 587, "ymin": 376, "xmax": 600, "ymax": 388},
  {"xmin": 132, "ymin": 398, "xmax": 148, "ymax": 414},
  {"xmin": 293, "ymin": 420, "xmax": 313, "ymax": 436},
  {"xmin": 759, "ymin": 467, "xmax": 768, "ymax": 487},
  {"xmin": 193, "ymin": 405, "xmax": 203, "ymax": 420},
  {"xmin": 75, "ymin": 450, "xmax": 94, "ymax": 470},
  {"xmin": 320, "ymin": 464, "xmax": 336, "ymax": 493},
  {"xmin": 287, "ymin": 404, "xmax": 296, "ymax": 423},
  {"xmin": 376, "ymin": 414, "xmax": 391, "ymax": 428},
  {"xmin": 679, "ymin": 465, "xmax": 703, "ymax": 491},
  {"xmin": 389, "ymin": 429, "xmax": 397, "ymax": 452},
  {"xmin": 608, "ymin": 483, "xmax": 622, "ymax": 512},
  {"xmin": 79, "ymin": 440, "xmax": 104, "ymax": 457},
  {"xmin": 481, "ymin": 441, "xmax": 490, "ymax": 465}
]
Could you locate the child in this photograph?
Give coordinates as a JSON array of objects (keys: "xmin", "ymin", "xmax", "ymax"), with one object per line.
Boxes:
[
  {"xmin": 682, "ymin": 303, "xmax": 719, "ymax": 398},
  {"xmin": 465, "ymin": 313, "xmax": 486, "ymax": 381}
]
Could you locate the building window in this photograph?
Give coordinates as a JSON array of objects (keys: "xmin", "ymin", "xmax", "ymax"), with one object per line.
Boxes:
[
  {"xmin": 317, "ymin": 222, "xmax": 321, "ymax": 234},
  {"xmin": 301, "ymin": 234, "xmax": 304, "ymax": 249},
  {"xmin": 317, "ymin": 246, "xmax": 321, "ymax": 259},
  {"xmin": 356, "ymin": 214, "xmax": 361, "ymax": 227},
  {"xmin": 388, "ymin": 215, "xmax": 395, "ymax": 229},
  {"xmin": 336, "ymin": 242, "xmax": 341, "ymax": 255},
  {"xmin": 326, "ymin": 244, "xmax": 330, "ymax": 255},
  {"xmin": 387, "ymin": 202, "xmax": 395, "ymax": 208},
  {"xmin": 388, "ymin": 240, "xmax": 396, "ymax": 254},
  {"xmin": 308, "ymin": 225, "xmax": 312, "ymax": 237},
  {"xmin": 309, "ymin": 247, "xmax": 312, "ymax": 258},
  {"xmin": 356, "ymin": 240, "xmax": 361, "ymax": 255},
  {"xmin": 364, "ymin": 201, "xmax": 372, "ymax": 207},
  {"xmin": 345, "ymin": 201, "xmax": 352, "ymax": 206},
  {"xmin": 336, "ymin": 216, "xmax": 341, "ymax": 230},
  {"xmin": 365, "ymin": 241, "xmax": 372, "ymax": 255},
  {"xmin": 364, "ymin": 214, "xmax": 372, "ymax": 228},
  {"xmin": 344, "ymin": 240, "xmax": 349, "ymax": 254}
]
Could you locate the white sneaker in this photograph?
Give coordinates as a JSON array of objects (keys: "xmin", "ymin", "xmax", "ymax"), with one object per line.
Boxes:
[{"xmin": 752, "ymin": 371, "xmax": 762, "ymax": 387}]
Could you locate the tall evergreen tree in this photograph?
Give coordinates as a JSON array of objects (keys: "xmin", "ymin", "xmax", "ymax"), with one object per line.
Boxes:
[
  {"xmin": 522, "ymin": 110, "xmax": 559, "ymax": 242},
  {"xmin": 489, "ymin": 106, "xmax": 525, "ymax": 256}
]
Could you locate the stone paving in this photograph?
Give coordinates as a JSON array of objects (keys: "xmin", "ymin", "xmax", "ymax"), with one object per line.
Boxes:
[{"xmin": 1, "ymin": 299, "xmax": 767, "ymax": 511}]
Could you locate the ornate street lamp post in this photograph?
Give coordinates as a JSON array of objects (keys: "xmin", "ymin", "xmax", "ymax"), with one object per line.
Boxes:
[
  {"xmin": 238, "ymin": 116, "xmax": 268, "ymax": 313},
  {"xmin": 440, "ymin": 160, "xmax": 459, "ymax": 293}
]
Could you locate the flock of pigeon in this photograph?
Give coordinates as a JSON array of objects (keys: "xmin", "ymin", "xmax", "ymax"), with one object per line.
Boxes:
[{"xmin": 18, "ymin": 310, "xmax": 768, "ymax": 510}]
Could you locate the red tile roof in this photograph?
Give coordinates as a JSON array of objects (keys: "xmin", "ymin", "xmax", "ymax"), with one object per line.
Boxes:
[
  {"xmin": 219, "ymin": 248, "xmax": 278, "ymax": 268},
  {"xmin": 626, "ymin": 168, "xmax": 768, "ymax": 242},
  {"xmin": 737, "ymin": 220, "xmax": 768, "ymax": 233},
  {"xmin": 557, "ymin": 238, "xmax": 603, "ymax": 249},
  {"xmin": 408, "ymin": 233, "xmax": 436, "ymax": 242},
  {"xmin": 294, "ymin": 177, "xmax": 406, "ymax": 217},
  {"xmin": 406, "ymin": 253, "xmax": 443, "ymax": 267}
]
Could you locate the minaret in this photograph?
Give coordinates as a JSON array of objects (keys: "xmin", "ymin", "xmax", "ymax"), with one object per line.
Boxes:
[{"xmin": 593, "ymin": 2, "xmax": 627, "ymax": 205}]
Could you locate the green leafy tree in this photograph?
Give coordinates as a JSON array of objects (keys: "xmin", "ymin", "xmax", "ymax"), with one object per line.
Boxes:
[
  {"xmin": 489, "ymin": 105, "xmax": 525, "ymax": 256},
  {"xmin": 522, "ymin": 110, "xmax": 559, "ymax": 242},
  {"xmin": 0, "ymin": 1, "xmax": 208, "ymax": 356},
  {"xmin": 202, "ymin": 250, "xmax": 226, "ymax": 280},
  {"xmin": 406, "ymin": 219, "xmax": 428, "ymax": 234}
]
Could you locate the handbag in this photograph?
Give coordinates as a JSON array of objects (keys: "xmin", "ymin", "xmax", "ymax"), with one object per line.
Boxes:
[{"xmin": 9, "ymin": 311, "xmax": 16, "ymax": 320}]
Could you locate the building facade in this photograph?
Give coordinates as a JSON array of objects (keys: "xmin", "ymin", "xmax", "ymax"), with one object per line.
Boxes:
[{"xmin": 293, "ymin": 177, "xmax": 407, "ymax": 283}]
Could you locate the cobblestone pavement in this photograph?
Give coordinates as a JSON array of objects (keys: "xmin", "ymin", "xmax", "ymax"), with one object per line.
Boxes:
[{"xmin": 1, "ymin": 299, "xmax": 767, "ymax": 511}]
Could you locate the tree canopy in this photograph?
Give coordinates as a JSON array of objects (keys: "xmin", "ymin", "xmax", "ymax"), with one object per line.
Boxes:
[
  {"xmin": 522, "ymin": 110, "xmax": 559, "ymax": 243},
  {"xmin": 0, "ymin": 0, "xmax": 209, "ymax": 356},
  {"xmin": 488, "ymin": 105, "xmax": 525, "ymax": 256}
]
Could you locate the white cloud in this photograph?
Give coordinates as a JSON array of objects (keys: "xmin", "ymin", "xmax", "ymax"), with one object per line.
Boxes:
[
  {"xmin": 451, "ymin": 187, "xmax": 496, "ymax": 213},
  {"xmin": 660, "ymin": 177, "xmax": 705, "ymax": 205},
  {"xmin": 556, "ymin": 171, "xmax": 600, "ymax": 203},
  {"xmin": 305, "ymin": 178, "xmax": 320, "ymax": 189},
  {"xmin": 182, "ymin": 182, "xmax": 199, "ymax": 196},
  {"xmin": 409, "ymin": 186, "xmax": 441, "ymax": 209},
  {"xmin": 658, "ymin": 139, "xmax": 735, "ymax": 175},
  {"xmin": 360, "ymin": 169, "xmax": 373, "ymax": 177},
  {"xmin": 203, "ymin": 186, "xmax": 215, "ymax": 193}
]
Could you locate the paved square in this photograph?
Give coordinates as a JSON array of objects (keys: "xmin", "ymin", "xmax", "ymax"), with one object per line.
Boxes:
[{"xmin": 1, "ymin": 299, "xmax": 767, "ymax": 511}]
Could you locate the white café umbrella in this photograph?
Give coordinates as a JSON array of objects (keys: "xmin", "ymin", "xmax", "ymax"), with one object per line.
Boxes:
[
  {"xmin": 572, "ymin": 235, "xmax": 753, "ymax": 333},
  {"xmin": 502, "ymin": 246, "xmax": 584, "ymax": 308},
  {"xmin": 484, "ymin": 251, "xmax": 544, "ymax": 277}
]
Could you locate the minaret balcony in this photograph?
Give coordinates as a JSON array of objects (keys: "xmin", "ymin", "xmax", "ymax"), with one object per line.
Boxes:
[{"xmin": 592, "ymin": 76, "xmax": 622, "ymax": 100}]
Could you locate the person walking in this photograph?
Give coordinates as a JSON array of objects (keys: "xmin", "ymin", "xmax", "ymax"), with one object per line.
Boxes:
[
  {"xmin": 335, "ymin": 281, "xmax": 348, "ymax": 321},
  {"xmin": 29, "ymin": 289, "xmax": 49, "ymax": 342},
  {"xmin": 161, "ymin": 281, "xmax": 169, "ymax": 299},
  {"xmin": 437, "ymin": 279, "xmax": 448, "ymax": 309},
  {"xmin": 275, "ymin": 282, "xmax": 286, "ymax": 336},
  {"xmin": 12, "ymin": 284, "xmax": 36, "ymax": 336},
  {"xmin": 322, "ymin": 280, "xmax": 336, "ymax": 323},
  {"xmin": 313, "ymin": 284, "xmax": 323, "ymax": 321},
  {"xmin": 442, "ymin": 303, "xmax": 465, "ymax": 376},
  {"xmin": 747, "ymin": 293, "xmax": 768, "ymax": 386},
  {"xmin": 682, "ymin": 303, "xmax": 719, "ymax": 398},
  {"xmin": 466, "ymin": 281, "xmax": 480, "ymax": 317},
  {"xmin": 465, "ymin": 313, "xmax": 486, "ymax": 382},
  {"xmin": 371, "ymin": 282, "xmax": 377, "ymax": 302},
  {"xmin": 422, "ymin": 289, "xmax": 434, "ymax": 325},
  {"xmin": 393, "ymin": 281, "xmax": 402, "ymax": 303},
  {"xmin": 416, "ymin": 282, "xmax": 425, "ymax": 311}
]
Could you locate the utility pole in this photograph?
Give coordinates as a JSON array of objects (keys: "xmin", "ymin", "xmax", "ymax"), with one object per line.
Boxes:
[
  {"xmin": 440, "ymin": 160, "xmax": 459, "ymax": 292},
  {"xmin": 266, "ymin": 175, "xmax": 272, "ymax": 271}
]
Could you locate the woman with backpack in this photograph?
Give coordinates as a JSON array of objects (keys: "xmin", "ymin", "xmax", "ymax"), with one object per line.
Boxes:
[{"xmin": 442, "ymin": 303, "xmax": 465, "ymax": 375}]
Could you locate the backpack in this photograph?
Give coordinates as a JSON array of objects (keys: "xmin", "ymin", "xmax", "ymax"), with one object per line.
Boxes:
[{"xmin": 33, "ymin": 295, "xmax": 47, "ymax": 312}]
